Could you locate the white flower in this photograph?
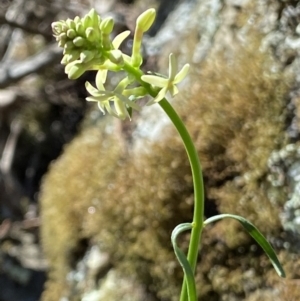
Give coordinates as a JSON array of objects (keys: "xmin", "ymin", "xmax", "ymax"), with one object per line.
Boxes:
[
  {"xmin": 141, "ymin": 53, "xmax": 190, "ymax": 104},
  {"xmin": 85, "ymin": 71, "xmax": 141, "ymax": 120}
]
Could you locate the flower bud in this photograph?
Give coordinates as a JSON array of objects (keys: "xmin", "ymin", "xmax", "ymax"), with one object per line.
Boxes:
[
  {"xmin": 73, "ymin": 36, "xmax": 85, "ymax": 47},
  {"xmin": 61, "ymin": 23, "xmax": 68, "ymax": 32},
  {"xmin": 57, "ymin": 33, "xmax": 67, "ymax": 46},
  {"xmin": 88, "ymin": 8, "xmax": 100, "ymax": 28},
  {"xmin": 108, "ymin": 50, "xmax": 124, "ymax": 65},
  {"xmin": 80, "ymin": 50, "xmax": 94, "ymax": 63},
  {"xmin": 100, "ymin": 17, "xmax": 114, "ymax": 34},
  {"xmin": 65, "ymin": 62, "xmax": 86, "ymax": 79},
  {"xmin": 85, "ymin": 27, "xmax": 97, "ymax": 42},
  {"xmin": 51, "ymin": 22, "xmax": 62, "ymax": 35},
  {"xmin": 62, "ymin": 50, "xmax": 81, "ymax": 64},
  {"xmin": 61, "ymin": 55, "xmax": 69, "ymax": 65},
  {"xmin": 74, "ymin": 16, "xmax": 80, "ymax": 24},
  {"xmin": 75, "ymin": 22, "xmax": 85, "ymax": 36},
  {"xmin": 66, "ymin": 18, "xmax": 76, "ymax": 30},
  {"xmin": 82, "ymin": 15, "xmax": 93, "ymax": 29},
  {"xmin": 64, "ymin": 41, "xmax": 74, "ymax": 50},
  {"xmin": 58, "ymin": 32, "xmax": 67, "ymax": 40},
  {"xmin": 67, "ymin": 29, "xmax": 76, "ymax": 39},
  {"xmin": 136, "ymin": 8, "xmax": 156, "ymax": 32},
  {"xmin": 58, "ymin": 40, "xmax": 65, "ymax": 48}
]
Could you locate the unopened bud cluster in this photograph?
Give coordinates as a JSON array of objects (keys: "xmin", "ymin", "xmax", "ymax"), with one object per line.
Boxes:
[
  {"xmin": 52, "ymin": 9, "xmax": 118, "ymax": 79},
  {"xmin": 52, "ymin": 8, "xmax": 189, "ymax": 120}
]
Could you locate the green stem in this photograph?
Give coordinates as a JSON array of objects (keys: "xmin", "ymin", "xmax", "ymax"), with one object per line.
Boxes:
[
  {"xmin": 159, "ymin": 99, "xmax": 204, "ymax": 301},
  {"xmin": 123, "ymin": 61, "xmax": 205, "ymax": 301}
]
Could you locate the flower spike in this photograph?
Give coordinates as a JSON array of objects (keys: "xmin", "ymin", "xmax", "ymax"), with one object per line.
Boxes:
[{"xmin": 52, "ymin": 9, "xmax": 189, "ymax": 116}]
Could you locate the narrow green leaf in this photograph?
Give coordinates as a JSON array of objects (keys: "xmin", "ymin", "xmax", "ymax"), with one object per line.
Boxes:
[
  {"xmin": 204, "ymin": 214, "xmax": 285, "ymax": 278},
  {"xmin": 171, "ymin": 223, "xmax": 197, "ymax": 301}
]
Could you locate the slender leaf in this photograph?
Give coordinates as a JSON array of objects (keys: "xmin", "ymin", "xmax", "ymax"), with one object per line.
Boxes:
[
  {"xmin": 171, "ymin": 223, "xmax": 197, "ymax": 301},
  {"xmin": 204, "ymin": 214, "xmax": 285, "ymax": 277}
]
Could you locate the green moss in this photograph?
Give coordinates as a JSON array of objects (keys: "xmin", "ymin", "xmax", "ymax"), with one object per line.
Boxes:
[
  {"xmin": 40, "ymin": 118, "xmax": 124, "ymax": 300},
  {"xmin": 181, "ymin": 43, "xmax": 288, "ymax": 230},
  {"xmin": 180, "ymin": 42, "xmax": 290, "ymax": 300}
]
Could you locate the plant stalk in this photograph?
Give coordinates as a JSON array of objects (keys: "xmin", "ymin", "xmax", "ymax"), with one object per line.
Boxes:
[
  {"xmin": 159, "ymin": 99, "xmax": 205, "ymax": 301},
  {"xmin": 123, "ymin": 61, "xmax": 205, "ymax": 301}
]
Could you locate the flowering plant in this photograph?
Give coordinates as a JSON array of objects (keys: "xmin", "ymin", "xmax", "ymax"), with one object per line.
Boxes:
[{"xmin": 52, "ymin": 8, "xmax": 285, "ymax": 301}]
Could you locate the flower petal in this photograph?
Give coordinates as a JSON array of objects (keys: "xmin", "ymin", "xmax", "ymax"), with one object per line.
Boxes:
[
  {"xmin": 115, "ymin": 77, "xmax": 132, "ymax": 94},
  {"xmin": 126, "ymin": 100, "xmax": 140, "ymax": 110},
  {"xmin": 112, "ymin": 30, "xmax": 131, "ymax": 49},
  {"xmin": 104, "ymin": 101, "xmax": 118, "ymax": 118},
  {"xmin": 147, "ymin": 87, "xmax": 167, "ymax": 105},
  {"xmin": 97, "ymin": 102, "xmax": 105, "ymax": 114},
  {"xmin": 114, "ymin": 98, "xmax": 129, "ymax": 120},
  {"xmin": 141, "ymin": 75, "xmax": 168, "ymax": 88},
  {"xmin": 118, "ymin": 94, "xmax": 140, "ymax": 110},
  {"xmin": 86, "ymin": 95, "xmax": 112, "ymax": 102},
  {"xmin": 169, "ymin": 53, "xmax": 178, "ymax": 80},
  {"xmin": 86, "ymin": 96, "xmax": 100, "ymax": 102},
  {"xmin": 174, "ymin": 64, "xmax": 190, "ymax": 84},
  {"xmin": 96, "ymin": 70, "xmax": 107, "ymax": 89},
  {"xmin": 169, "ymin": 84, "xmax": 179, "ymax": 97},
  {"xmin": 85, "ymin": 81, "xmax": 102, "ymax": 96}
]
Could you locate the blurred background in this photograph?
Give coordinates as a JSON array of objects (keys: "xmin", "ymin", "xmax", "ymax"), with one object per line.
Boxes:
[{"xmin": 1, "ymin": 0, "xmax": 300, "ymax": 301}]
